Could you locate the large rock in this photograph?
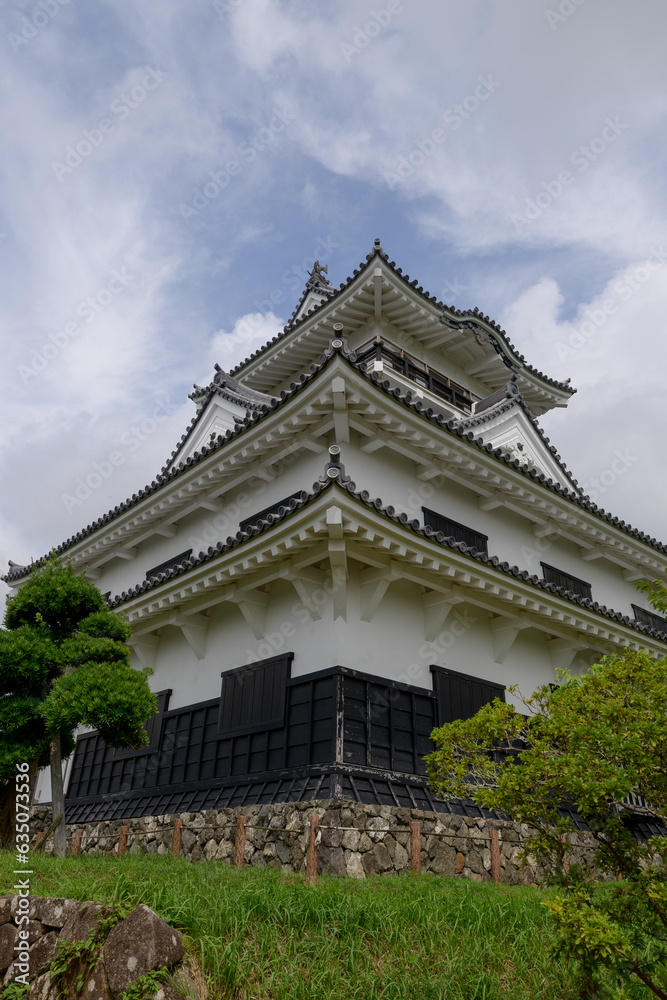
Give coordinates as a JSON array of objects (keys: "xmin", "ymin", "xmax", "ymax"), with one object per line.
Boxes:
[
  {"xmin": 151, "ymin": 984, "xmax": 186, "ymax": 1000},
  {"xmin": 0, "ymin": 898, "xmax": 12, "ymax": 925},
  {"xmin": 33, "ymin": 899, "xmax": 82, "ymax": 930},
  {"xmin": 28, "ymin": 972, "xmax": 59, "ymax": 1000},
  {"xmin": 466, "ymin": 849, "xmax": 484, "ymax": 876},
  {"xmin": 362, "ymin": 842, "xmax": 393, "ymax": 875},
  {"xmin": 28, "ymin": 920, "xmax": 46, "ymax": 945},
  {"xmin": 0, "ymin": 923, "xmax": 17, "ymax": 973},
  {"xmin": 345, "ymin": 851, "xmax": 365, "ymax": 879},
  {"xmin": 102, "ymin": 905, "xmax": 184, "ymax": 998},
  {"xmin": 29, "ymin": 931, "xmax": 59, "ymax": 978},
  {"xmin": 60, "ymin": 903, "xmax": 112, "ymax": 945},
  {"xmin": 383, "ymin": 835, "xmax": 408, "ymax": 869},
  {"xmin": 79, "ymin": 959, "xmax": 114, "ymax": 1000},
  {"xmin": 318, "ymin": 846, "xmax": 346, "ymax": 876},
  {"xmin": 11, "ymin": 895, "xmax": 36, "ymax": 919},
  {"xmin": 430, "ymin": 843, "xmax": 456, "ymax": 877}
]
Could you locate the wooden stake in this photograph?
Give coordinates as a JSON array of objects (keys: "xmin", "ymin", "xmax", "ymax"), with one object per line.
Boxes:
[
  {"xmin": 72, "ymin": 829, "xmax": 83, "ymax": 858},
  {"xmin": 233, "ymin": 815, "xmax": 247, "ymax": 868},
  {"xmin": 560, "ymin": 833, "xmax": 570, "ymax": 873},
  {"xmin": 172, "ymin": 817, "xmax": 183, "ymax": 859},
  {"xmin": 410, "ymin": 821, "xmax": 421, "ymax": 872},
  {"xmin": 34, "ymin": 813, "xmax": 63, "ymax": 854},
  {"xmin": 488, "ymin": 823, "xmax": 501, "ymax": 884},
  {"xmin": 306, "ymin": 814, "xmax": 319, "ymax": 885},
  {"xmin": 118, "ymin": 825, "xmax": 129, "ymax": 858}
]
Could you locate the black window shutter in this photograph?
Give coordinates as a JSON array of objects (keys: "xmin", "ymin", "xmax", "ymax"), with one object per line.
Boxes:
[
  {"xmin": 632, "ymin": 604, "xmax": 667, "ymax": 636},
  {"xmin": 422, "ymin": 508, "xmax": 488, "ymax": 554},
  {"xmin": 218, "ymin": 653, "xmax": 293, "ymax": 736},
  {"xmin": 430, "ymin": 666, "xmax": 505, "ymax": 725},
  {"xmin": 145, "ymin": 550, "xmax": 192, "ymax": 580},
  {"xmin": 541, "ymin": 562, "xmax": 592, "ymax": 600}
]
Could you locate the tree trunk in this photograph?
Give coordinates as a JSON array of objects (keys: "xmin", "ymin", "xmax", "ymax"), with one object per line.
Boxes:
[{"xmin": 49, "ymin": 737, "xmax": 67, "ymax": 858}]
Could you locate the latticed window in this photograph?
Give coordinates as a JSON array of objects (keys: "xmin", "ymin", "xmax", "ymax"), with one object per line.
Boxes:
[
  {"xmin": 632, "ymin": 604, "xmax": 667, "ymax": 636},
  {"xmin": 422, "ymin": 507, "xmax": 488, "ymax": 553},
  {"xmin": 541, "ymin": 562, "xmax": 592, "ymax": 600}
]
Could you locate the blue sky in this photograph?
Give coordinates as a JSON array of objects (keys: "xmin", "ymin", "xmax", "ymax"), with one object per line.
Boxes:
[{"xmin": 2, "ymin": 0, "xmax": 667, "ymax": 593}]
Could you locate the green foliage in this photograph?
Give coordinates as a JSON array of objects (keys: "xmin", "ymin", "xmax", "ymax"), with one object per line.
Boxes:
[
  {"xmin": 0, "ymin": 852, "xmax": 613, "ymax": 1000},
  {"xmin": 4, "ymin": 558, "xmax": 105, "ymax": 643},
  {"xmin": 164, "ymin": 969, "xmax": 198, "ymax": 1000},
  {"xmin": 0, "ymin": 982, "xmax": 30, "ymax": 999},
  {"xmin": 0, "ymin": 691, "xmax": 51, "ymax": 777},
  {"xmin": 425, "ymin": 648, "xmax": 667, "ymax": 997},
  {"xmin": 635, "ymin": 573, "xmax": 667, "ymax": 618},
  {"xmin": 0, "ymin": 626, "xmax": 59, "ymax": 694},
  {"xmin": 0, "ymin": 556, "xmax": 157, "ymax": 785},
  {"xmin": 42, "ymin": 660, "xmax": 155, "ymax": 750},
  {"xmin": 76, "ymin": 610, "xmax": 132, "ymax": 642},
  {"xmin": 49, "ymin": 934, "xmax": 98, "ymax": 993},
  {"xmin": 49, "ymin": 907, "xmax": 125, "ymax": 993},
  {"xmin": 120, "ymin": 967, "xmax": 169, "ymax": 1000}
]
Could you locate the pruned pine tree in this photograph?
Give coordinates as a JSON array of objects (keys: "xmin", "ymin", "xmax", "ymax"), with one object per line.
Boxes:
[{"xmin": 0, "ymin": 557, "xmax": 157, "ymax": 856}]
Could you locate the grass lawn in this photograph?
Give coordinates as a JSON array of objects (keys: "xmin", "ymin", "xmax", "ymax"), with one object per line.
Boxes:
[{"xmin": 0, "ymin": 853, "xmax": 655, "ymax": 999}]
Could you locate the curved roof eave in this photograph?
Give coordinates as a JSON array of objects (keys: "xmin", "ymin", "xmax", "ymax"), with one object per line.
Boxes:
[
  {"xmin": 3, "ymin": 343, "xmax": 664, "ymax": 585},
  {"xmin": 106, "ymin": 471, "xmax": 667, "ymax": 649},
  {"xmin": 230, "ymin": 240, "xmax": 575, "ymax": 399}
]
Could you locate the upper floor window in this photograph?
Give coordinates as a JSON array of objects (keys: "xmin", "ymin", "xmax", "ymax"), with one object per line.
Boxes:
[
  {"xmin": 239, "ymin": 492, "xmax": 304, "ymax": 533},
  {"xmin": 145, "ymin": 549, "xmax": 192, "ymax": 581},
  {"xmin": 631, "ymin": 604, "xmax": 667, "ymax": 636},
  {"xmin": 422, "ymin": 507, "xmax": 488, "ymax": 554},
  {"xmin": 541, "ymin": 562, "xmax": 592, "ymax": 600}
]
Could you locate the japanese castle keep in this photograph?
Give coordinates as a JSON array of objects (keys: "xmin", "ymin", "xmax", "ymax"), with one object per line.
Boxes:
[{"xmin": 6, "ymin": 239, "xmax": 667, "ymax": 822}]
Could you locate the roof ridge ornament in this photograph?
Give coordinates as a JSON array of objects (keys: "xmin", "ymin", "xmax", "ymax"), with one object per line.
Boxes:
[
  {"xmin": 305, "ymin": 260, "xmax": 332, "ymax": 292},
  {"xmin": 367, "ymin": 236, "xmax": 386, "ymax": 260},
  {"xmin": 472, "ymin": 374, "xmax": 524, "ymax": 416},
  {"xmin": 324, "ymin": 443, "xmax": 348, "ymax": 483},
  {"xmin": 330, "ymin": 323, "xmax": 346, "ymax": 353}
]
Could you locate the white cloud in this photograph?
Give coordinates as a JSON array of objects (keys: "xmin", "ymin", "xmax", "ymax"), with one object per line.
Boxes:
[
  {"xmin": 205, "ymin": 310, "xmax": 284, "ymax": 376},
  {"xmin": 501, "ymin": 252, "xmax": 667, "ymax": 541}
]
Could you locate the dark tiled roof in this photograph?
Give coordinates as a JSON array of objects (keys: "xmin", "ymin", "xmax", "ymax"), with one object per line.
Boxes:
[
  {"xmin": 4, "ymin": 342, "xmax": 665, "ymax": 585},
  {"xmin": 102, "ymin": 463, "xmax": 667, "ymax": 646},
  {"xmin": 229, "ymin": 238, "xmax": 575, "ymax": 397}
]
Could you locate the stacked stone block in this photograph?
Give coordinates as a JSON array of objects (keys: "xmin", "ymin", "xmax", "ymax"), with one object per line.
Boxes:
[{"xmin": 29, "ymin": 800, "xmax": 598, "ymax": 884}]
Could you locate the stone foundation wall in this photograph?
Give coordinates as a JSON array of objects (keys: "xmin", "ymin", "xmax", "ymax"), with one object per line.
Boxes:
[{"xmin": 29, "ymin": 801, "xmax": 598, "ymax": 884}]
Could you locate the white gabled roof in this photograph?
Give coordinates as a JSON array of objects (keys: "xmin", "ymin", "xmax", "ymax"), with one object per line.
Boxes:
[{"xmin": 459, "ymin": 376, "xmax": 580, "ymax": 494}]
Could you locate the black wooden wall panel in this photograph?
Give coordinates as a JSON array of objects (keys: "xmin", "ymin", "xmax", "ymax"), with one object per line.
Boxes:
[{"xmin": 67, "ymin": 665, "xmax": 441, "ymax": 808}]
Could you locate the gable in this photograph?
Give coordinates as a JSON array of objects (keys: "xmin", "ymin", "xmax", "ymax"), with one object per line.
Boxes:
[
  {"xmin": 173, "ymin": 393, "xmax": 248, "ymax": 466},
  {"xmin": 469, "ymin": 403, "xmax": 579, "ymax": 492}
]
